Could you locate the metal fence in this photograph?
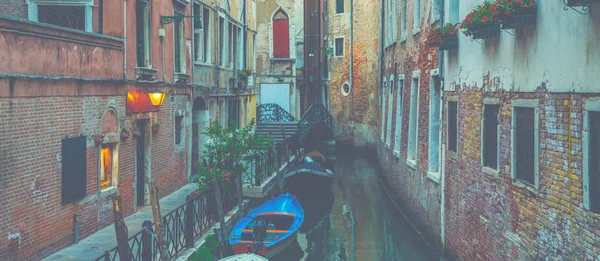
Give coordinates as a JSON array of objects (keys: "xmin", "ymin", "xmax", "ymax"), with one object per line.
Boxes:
[
  {"xmin": 93, "ymin": 138, "xmax": 300, "ymax": 261},
  {"xmin": 93, "ymin": 186, "xmax": 220, "ymax": 261}
]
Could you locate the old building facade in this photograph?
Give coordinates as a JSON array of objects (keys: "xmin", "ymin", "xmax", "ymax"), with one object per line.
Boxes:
[
  {"xmin": 326, "ymin": 0, "xmax": 381, "ymax": 148},
  {"xmin": 373, "ymin": 0, "xmax": 600, "ymax": 259},
  {"xmin": 255, "ymin": 0, "xmax": 303, "ymax": 118},
  {"xmin": 0, "ymin": 0, "xmax": 255, "ymax": 260},
  {"xmin": 442, "ymin": 0, "xmax": 600, "ymax": 260},
  {"xmin": 376, "ymin": 0, "xmax": 444, "ymax": 249}
]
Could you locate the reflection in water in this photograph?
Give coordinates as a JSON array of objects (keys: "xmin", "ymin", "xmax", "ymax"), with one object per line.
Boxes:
[{"xmin": 268, "ymin": 151, "xmax": 443, "ymax": 261}]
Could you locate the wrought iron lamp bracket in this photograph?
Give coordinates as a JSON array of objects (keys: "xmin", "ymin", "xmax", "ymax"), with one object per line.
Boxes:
[
  {"xmin": 563, "ymin": 0, "xmax": 591, "ymax": 14},
  {"xmin": 160, "ymin": 15, "xmax": 203, "ymax": 26}
]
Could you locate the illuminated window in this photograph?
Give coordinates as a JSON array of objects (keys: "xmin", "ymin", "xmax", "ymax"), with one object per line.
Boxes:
[{"xmin": 101, "ymin": 143, "xmax": 115, "ymax": 188}]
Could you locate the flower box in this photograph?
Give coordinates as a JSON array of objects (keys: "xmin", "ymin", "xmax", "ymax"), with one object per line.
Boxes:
[
  {"xmin": 461, "ymin": 2, "xmax": 501, "ymax": 40},
  {"xmin": 498, "ymin": 0, "xmax": 537, "ymax": 29},
  {"xmin": 426, "ymin": 23, "xmax": 459, "ymax": 50}
]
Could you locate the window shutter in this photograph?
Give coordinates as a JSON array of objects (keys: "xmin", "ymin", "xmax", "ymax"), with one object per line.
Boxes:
[
  {"xmin": 336, "ymin": 0, "xmax": 344, "ymax": 13},
  {"xmin": 62, "ymin": 136, "xmax": 87, "ymax": 204},
  {"xmin": 273, "ymin": 18, "xmax": 289, "ymax": 58}
]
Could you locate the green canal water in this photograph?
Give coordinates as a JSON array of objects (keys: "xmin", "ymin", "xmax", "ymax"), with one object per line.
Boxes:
[{"xmin": 247, "ymin": 150, "xmax": 445, "ymax": 261}]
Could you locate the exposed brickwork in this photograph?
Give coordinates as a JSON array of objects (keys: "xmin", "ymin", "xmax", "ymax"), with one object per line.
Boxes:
[
  {"xmin": 376, "ymin": 0, "xmax": 443, "ymax": 249},
  {"xmin": 444, "ymin": 85, "xmax": 600, "ymax": 260},
  {"xmin": 0, "ymin": 0, "xmax": 27, "ymax": 19},
  {"xmin": 327, "ymin": 0, "xmax": 380, "ymax": 148}
]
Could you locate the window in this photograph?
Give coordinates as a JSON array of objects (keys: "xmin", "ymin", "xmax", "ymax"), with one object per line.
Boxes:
[
  {"xmin": 61, "ymin": 136, "xmax": 87, "ymax": 204},
  {"xmin": 385, "ymin": 0, "xmax": 398, "ymax": 46},
  {"xmin": 482, "ymin": 103, "xmax": 499, "ymax": 170},
  {"xmin": 449, "ymin": 0, "xmax": 460, "ymax": 24},
  {"xmin": 174, "ymin": 15, "xmax": 185, "ymax": 73},
  {"xmin": 428, "ymin": 75, "xmax": 441, "ymax": 173},
  {"xmin": 381, "ymin": 77, "xmax": 387, "ymax": 142},
  {"xmin": 101, "ymin": 143, "xmax": 116, "ymax": 188},
  {"xmin": 341, "ymin": 83, "xmax": 351, "ymax": 96},
  {"xmin": 194, "ymin": 4, "xmax": 211, "ymax": 62},
  {"xmin": 29, "ymin": 1, "xmax": 93, "ymax": 32},
  {"xmin": 401, "ymin": 0, "xmax": 407, "ymax": 40},
  {"xmin": 136, "ymin": 0, "xmax": 151, "ymax": 67},
  {"xmin": 413, "ymin": 0, "xmax": 421, "ymax": 33},
  {"xmin": 585, "ymin": 106, "xmax": 600, "ymax": 213},
  {"xmin": 386, "ymin": 76, "xmax": 394, "ymax": 147},
  {"xmin": 232, "ymin": 24, "xmax": 238, "ymax": 68},
  {"xmin": 431, "ymin": 0, "xmax": 440, "ymax": 24},
  {"xmin": 334, "ymin": 37, "xmax": 344, "ymax": 57},
  {"xmin": 511, "ymin": 100, "xmax": 539, "ymax": 187},
  {"xmin": 407, "ymin": 75, "xmax": 419, "ymax": 165},
  {"xmin": 229, "ymin": 22, "xmax": 234, "ymax": 67},
  {"xmin": 175, "ymin": 116, "xmax": 183, "ymax": 145},
  {"xmin": 219, "ymin": 16, "xmax": 225, "ymax": 66},
  {"xmin": 272, "ymin": 10, "xmax": 290, "ymax": 58},
  {"xmin": 447, "ymin": 101, "xmax": 458, "ymax": 152},
  {"xmin": 393, "ymin": 76, "xmax": 404, "ymax": 156},
  {"xmin": 336, "ymin": 0, "xmax": 344, "ymax": 14}
]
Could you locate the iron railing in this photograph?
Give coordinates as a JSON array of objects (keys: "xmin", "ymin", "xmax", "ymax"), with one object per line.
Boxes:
[
  {"xmin": 256, "ymin": 103, "xmax": 296, "ymax": 123},
  {"xmin": 295, "ymin": 104, "xmax": 333, "ymax": 143},
  {"xmin": 93, "ymin": 187, "xmax": 221, "ymax": 261}
]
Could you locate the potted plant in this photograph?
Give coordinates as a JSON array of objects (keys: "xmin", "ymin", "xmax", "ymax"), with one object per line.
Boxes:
[
  {"xmin": 121, "ymin": 128, "xmax": 130, "ymax": 140},
  {"xmin": 152, "ymin": 123, "xmax": 160, "ymax": 134},
  {"xmin": 460, "ymin": 1, "xmax": 501, "ymax": 39},
  {"xmin": 426, "ymin": 23, "xmax": 459, "ymax": 50},
  {"xmin": 497, "ymin": 0, "xmax": 537, "ymax": 29},
  {"xmin": 94, "ymin": 134, "xmax": 105, "ymax": 145}
]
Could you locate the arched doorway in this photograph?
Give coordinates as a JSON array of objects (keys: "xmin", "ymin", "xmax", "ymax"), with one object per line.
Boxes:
[{"xmin": 192, "ymin": 97, "xmax": 209, "ymax": 179}]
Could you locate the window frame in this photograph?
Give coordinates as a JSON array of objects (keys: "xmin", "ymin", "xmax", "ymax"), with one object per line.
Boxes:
[
  {"xmin": 401, "ymin": 0, "xmax": 407, "ymax": 41},
  {"xmin": 583, "ymin": 98, "xmax": 600, "ymax": 213},
  {"xmin": 381, "ymin": 77, "xmax": 388, "ymax": 142},
  {"xmin": 135, "ymin": 0, "xmax": 152, "ymax": 68},
  {"xmin": 428, "ymin": 70, "xmax": 441, "ymax": 183},
  {"xmin": 193, "ymin": 3, "xmax": 212, "ymax": 64},
  {"xmin": 511, "ymin": 99, "xmax": 539, "ymax": 189},
  {"xmin": 413, "ymin": 0, "xmax": 421, "ymax": 34},
  {"xmin": 446, "ymin": 96, "xmax": 459, "ymax": 153},
  {"xmin": 481, "ymin": 98, "xmax": 501, "ymax": 175},
  {"xmin": 430, "ymin": 0, "xmax": 440, "ymax": 25},
  {"xmin": 394, "ymin": 74, "xmax": 405, "ymax": 158},
  {"xmin": 175, "ymin": 114, "xmax": 184, "ymax": 145},
  {"xmin": 336, "ymin": 0, "xmax": 345, "ymax": 14},
  {"xmin": 174, "ymin": 11, "xmax": 186, "ymax": 74},
  {"xmin": 334, "ymin": 37, "xmax": 345, "ymax": 57},
  {"xmin": 100, "ymin": 142, "xmax": 119, "ymax": 191},
  {"xmin": 407, "ymin": 70, "xmax": 420, "ymax": 169},
  {"xmin": 386, "ymin": 75, "xmax": 395, "ymax": 148},
  {"xmin": 28, "ymin": 0, "xmax": 94, "ymax": 32}
]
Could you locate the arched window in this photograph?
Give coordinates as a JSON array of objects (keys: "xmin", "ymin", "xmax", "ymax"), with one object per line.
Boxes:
[{"xmin": 272, "ymin": 9, "xmax": 289, "ymax": 58}]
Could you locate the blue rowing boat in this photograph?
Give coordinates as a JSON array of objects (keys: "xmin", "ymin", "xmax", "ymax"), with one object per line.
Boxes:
[{"xmin": 229, "ymin": 193, "xmax": 304, "ymax": 258}]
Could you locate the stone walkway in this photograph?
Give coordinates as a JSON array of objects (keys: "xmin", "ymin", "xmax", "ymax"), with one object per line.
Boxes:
[{"xmin": 42, "ymin": 183, "xmax": 198, "ymax": 261}]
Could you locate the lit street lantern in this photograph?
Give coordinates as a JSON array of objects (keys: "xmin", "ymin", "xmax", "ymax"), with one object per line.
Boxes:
[{"xmin": 148, "ymin": 88, "xmax": 166, "ymax": 106}]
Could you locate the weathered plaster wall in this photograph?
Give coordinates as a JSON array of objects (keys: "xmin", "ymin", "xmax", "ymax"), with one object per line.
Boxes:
[
  {"xmin": 327, "ymin": 0, "xmax": 380, "ymax": 149},
  {"xmin": 255, "ymin": 0, "xmax": 299, "ymax": 116},
  {"xmin": 443, "ymin": 1, "xmax": 600, "ymax": 94},
  {"xmin": 0, "ymin": 17, "xmax": 124, "ymax": 79}
]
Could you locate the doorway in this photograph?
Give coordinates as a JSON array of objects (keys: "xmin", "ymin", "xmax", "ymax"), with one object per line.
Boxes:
[
  {"xmin": 136, "ymin": 119, "xmax": 148, "ymax": 206},
  {"xmin": 192, "ymin": 97, "xmax": 209, "ymax": 179},
  {"xmin": 260, "ymin": 83, "xmax": 291, "ymax": 113}
]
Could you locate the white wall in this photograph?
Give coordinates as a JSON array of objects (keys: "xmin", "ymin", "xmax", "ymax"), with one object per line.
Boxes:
[{"xmin": 443, "ymin": 0, "xmax": 600, "ymax": 93}]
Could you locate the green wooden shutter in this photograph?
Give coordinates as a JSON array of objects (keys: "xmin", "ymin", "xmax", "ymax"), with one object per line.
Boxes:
[
  {"xmin": 336, "ymin": 0, "xmax": 344, "ymax": 13},
  {"xmin": 61, "ymin": 136, "xmax": 87, "ymax": 204}
]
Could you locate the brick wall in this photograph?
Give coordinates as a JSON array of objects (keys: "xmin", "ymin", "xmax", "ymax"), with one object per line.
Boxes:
[
  {"xmin": 0, "ymin": 79, "xmax": 192, "ymax": 261},
  {"xmin": 327, "ymin": 0, "xmax": 380, "ymax": 149},
  {"xmin": 444, "ymin": 85, "xmax": 600, "ymax": 260},
  {"xmin": 0, "ymin": 0, "xmax": 27, "ymax": 18},
  {"xmin": 376, "ymin": 0, "xmax": 444, "ymax": 249}
]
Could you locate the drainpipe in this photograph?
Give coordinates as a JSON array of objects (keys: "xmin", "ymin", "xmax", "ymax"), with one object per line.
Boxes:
[
  {"xmin": 123, "ymin": 0, "xmax": 127, "ymax": 80},
  {"xmin": 378, "ymin": 0, "xmax": 384, "ymax": 105},
  {"xmin": 242, "ymin": 0, "xmax": 247, "ymax": 70},
  {"xmin": 439, "ymin": 0, "xmax": 446, "ymax": 250},
  {"xmin": 349, "ymin": 0, "xmax": 354, "ymax": 93}
]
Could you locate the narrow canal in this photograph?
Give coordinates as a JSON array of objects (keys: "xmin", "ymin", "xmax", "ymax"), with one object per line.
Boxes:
[{"xmin": 265, "ymin": 150, "xmax": 444, "ymax": 261}]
